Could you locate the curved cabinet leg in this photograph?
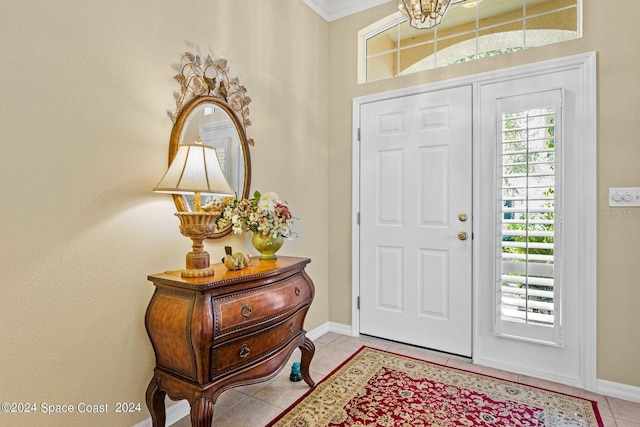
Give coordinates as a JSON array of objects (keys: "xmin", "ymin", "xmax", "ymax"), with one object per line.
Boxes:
[
  {"xmin": 145, "ymin": 377, "xmax": 166, "ymax": 427},
  {"xmin": 190, "ymin": 397, "xmax": 215, "ymax": 427},
  {"xmin": 299, "ymin": 337, "xmax": 316, "ymax": 387}
]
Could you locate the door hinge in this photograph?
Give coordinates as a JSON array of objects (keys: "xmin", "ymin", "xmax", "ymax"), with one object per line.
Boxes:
[
  {"xmin": 357, "ymin": 296, "xmax": 360, "ymax": 309},
  {"xmin": 357, "ymin": 212, "xmax": 360, "ymax": 225},
  {"xmin": 357, "ymin": 128, "xmax": 361, "ymax": 141}
]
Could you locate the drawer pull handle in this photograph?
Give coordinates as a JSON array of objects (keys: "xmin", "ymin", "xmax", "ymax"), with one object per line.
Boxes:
[
  {"xmin": 294, "ymin": 287, "xmax": 301, "ymax": 296},
  {"xmin": 289, "ymin": 322, "xmax": 296, "ymax": 333},
  {"xmin": 241, "ymin": 304, "xmax": 252, "ymax": 318},
  {"xmin": 239, "ymin": 344, "xmax": 251, "ymax": 359}
]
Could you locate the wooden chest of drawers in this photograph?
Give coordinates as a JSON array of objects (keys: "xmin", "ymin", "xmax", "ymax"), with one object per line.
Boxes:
[{"xmin": 144, "ymin": 257, "xmax": 315, "ymax": 427}]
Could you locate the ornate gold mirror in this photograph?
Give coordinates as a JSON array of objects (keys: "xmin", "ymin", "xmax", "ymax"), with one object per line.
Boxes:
[{"xmin": 168, "ymin": 53, "xmax": 254, "ymax": 238}]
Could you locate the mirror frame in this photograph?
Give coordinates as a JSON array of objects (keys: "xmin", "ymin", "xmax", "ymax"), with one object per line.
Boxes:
[{"xmin": 168, "ymin": 95, "xmax": 252, "ymax": 238}]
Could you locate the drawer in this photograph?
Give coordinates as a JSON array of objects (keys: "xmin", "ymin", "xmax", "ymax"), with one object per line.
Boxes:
[
  {"xmin": 212, "ymin": 274, "xmax": 311, "ymax": 336},
  {"xmin": 210, "ymin": 308, "xmax": 308, "ymax": 378}
]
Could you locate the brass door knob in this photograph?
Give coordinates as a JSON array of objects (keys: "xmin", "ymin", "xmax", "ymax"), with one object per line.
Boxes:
[
  {"xmin": 458, "ymin": 231, "xmax": 468, "ymax": 240},
  {"xmin": 458, "ymin": 213, "xmax": 468, "ymax": 222}
]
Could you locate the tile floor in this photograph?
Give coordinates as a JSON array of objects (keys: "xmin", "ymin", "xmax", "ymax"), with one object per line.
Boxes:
[{"xmin": 173, "ymin": 333, "xmax": 640, "ymax": 427}]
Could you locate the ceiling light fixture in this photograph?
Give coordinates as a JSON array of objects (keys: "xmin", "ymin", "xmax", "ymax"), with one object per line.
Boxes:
[
  {"xmin": 397, "ymin": 0, "xmax": 453, "ymax": 29},
  {"xmin": 461, "ymin": 0, "xmax": 482, "ymax": 8}
]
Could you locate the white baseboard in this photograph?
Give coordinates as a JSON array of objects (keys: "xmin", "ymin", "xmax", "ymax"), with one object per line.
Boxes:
[
  {"xmin": 133, "ymin": 322, "xmax": 640, "ymax": 426},
  {"xmin": 132, "ymin": 399, "xmax": 189, "ymax": 427},
  {"xmin": 597, "ymin": 379, "xmax": 640, "ymax": 403},
  {"xmin": 305, "ymin": 321, "xmax": 331, "ymax": 340},
  {"xmin": 324, "ymin": 321, "xmax": 357, "ymax": 337}
]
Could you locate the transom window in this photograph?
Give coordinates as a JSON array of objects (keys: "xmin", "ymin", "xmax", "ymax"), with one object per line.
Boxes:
[{"xmin": 359, "ymin": 0, "xmax": 581, "ymax": 83}]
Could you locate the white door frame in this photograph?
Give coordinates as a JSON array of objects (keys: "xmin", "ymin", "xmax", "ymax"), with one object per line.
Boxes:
[{"xmin": 352, "ymin": 52, "xmax": 597, "ymax": 390}]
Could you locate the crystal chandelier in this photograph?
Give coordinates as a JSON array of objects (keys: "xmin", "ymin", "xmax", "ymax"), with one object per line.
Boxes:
[{"xmin": 397, "ymin": 0, "xmax": 453, "ymax": 29}]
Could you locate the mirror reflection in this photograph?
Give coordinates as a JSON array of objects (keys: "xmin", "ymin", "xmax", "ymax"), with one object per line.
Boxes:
[
  {"xmin": 169, "ymin": 96, "xmax": 252, "ymax": 238},
  {"xmin": 179, "ymin": 102, "xmax": 245, "ymax": 209}
]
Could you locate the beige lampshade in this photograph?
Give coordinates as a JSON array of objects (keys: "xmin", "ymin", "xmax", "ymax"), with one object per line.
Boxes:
[{"xmin": 153, "ymin": 142, "xmax": 235, "ymax": 197}]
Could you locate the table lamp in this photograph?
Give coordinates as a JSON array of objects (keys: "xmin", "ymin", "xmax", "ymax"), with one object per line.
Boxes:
[{"xmin": 153, "ymin": 137, "xmax": 235, "ymax": 278}]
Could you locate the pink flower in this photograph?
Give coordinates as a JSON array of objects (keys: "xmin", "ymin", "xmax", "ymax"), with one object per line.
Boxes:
[{"xmin": 276, "ymin": 204, "xmax": 292, "ymax": 220}]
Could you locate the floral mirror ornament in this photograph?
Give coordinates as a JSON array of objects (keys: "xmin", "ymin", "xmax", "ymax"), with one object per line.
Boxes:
[{"xmin": 167, "ymin": 52, "xmax": 254, "ymax": 238}]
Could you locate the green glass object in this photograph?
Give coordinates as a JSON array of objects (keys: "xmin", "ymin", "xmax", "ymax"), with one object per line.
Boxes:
[
  {"xmin": 289, "ymin": 362, "xmax": 302, "ymax": 382},
  {"xmin": 251, "ymin": 232, "xmax": 284, "ymax": 260}
]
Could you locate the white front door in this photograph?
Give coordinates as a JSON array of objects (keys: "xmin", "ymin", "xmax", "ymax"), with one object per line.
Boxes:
[{"xmin": 358, "ymin": 86, "xmax": 473, "ymax": 357}]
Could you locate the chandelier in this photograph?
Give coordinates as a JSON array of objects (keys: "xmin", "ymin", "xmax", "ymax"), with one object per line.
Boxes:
[{"xmin": 397, "ymin": 0, "xmax": 453, "ymax": 29}]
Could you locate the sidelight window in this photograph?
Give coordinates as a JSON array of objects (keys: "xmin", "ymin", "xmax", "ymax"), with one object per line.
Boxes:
[{"xmin": 495, "ymin": 90, "xmax": 563, "ymax": 345}]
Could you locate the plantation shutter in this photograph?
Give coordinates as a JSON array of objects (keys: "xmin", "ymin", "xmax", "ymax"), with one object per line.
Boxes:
[{"xmin": 495, "ymin": 90, "xmax": 563, "ymax": 345}]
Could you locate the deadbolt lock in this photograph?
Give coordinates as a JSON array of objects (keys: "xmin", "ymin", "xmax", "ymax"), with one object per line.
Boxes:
[
  {"xmin": 458, "ymin": 213, "xmax": 468, "ymax": 222},
  {"xmin": 458, "ymin": 231, "xmax": 468, "ymax": 240}
]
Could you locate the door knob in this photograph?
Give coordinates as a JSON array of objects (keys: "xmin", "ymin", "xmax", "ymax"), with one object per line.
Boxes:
[
  {"xmin": 458, "ymin": 231, "xmax": 468, "ymax": 240},
  {"xmin": 458, "ymin": 213, "xmax": 468, "ymax": 222}
]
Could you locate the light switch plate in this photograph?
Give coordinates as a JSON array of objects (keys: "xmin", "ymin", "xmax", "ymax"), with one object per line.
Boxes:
[{"xmin": 609, "ymin": 187, "xmax": 640, "ymax": 206}]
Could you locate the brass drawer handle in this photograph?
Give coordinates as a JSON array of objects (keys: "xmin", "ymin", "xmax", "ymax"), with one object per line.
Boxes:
[
  {"xmin": 239, "ymin": 344, "xmax": 251, "ymax": 359},
  {"xmin": 289, "ymin": 322, "xmax": 296, "ymax": 333},
  {"xmin": 241, "ymin": 304, "xmax": 252, "ymax": 318},
  {"xmin": 294, "ymin": 287, "xmax": 301, "ymax": 296}
]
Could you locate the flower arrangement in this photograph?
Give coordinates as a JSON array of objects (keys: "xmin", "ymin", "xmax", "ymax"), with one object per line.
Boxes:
[{"xmin": 221, "ymin": 191, "xmax": 297, "ymax": 239}]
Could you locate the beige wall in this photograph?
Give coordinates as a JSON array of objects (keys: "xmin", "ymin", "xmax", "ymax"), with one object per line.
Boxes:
[
  {"xmin": 2, "ymin": 1, "xmax": 639, "ymax": 425},
  {"xmin": 0, "ymin": 1, "xmax": 328, "ymax": 426},
  {"xmin": 328, "ymin": 1, "xmax": 640, "ymax": 389}
]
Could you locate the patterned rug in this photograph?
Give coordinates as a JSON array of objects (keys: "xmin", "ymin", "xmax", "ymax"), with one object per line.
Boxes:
[{"xmin": 267, "ymin": 346, "xmax": 603, "ymax": 427}]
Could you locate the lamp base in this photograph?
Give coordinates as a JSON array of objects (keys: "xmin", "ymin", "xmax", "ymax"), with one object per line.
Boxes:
[
  {"xmin": 181, "ymin": 267, "xmax": 215, "ymax": 278},
  {"xmin": 175, "ymin": 211, "xmax": 220, "ymax": 278},
  {"xmin": 182, "ymin": 248, "xmax": 215, "ymax": 278}
]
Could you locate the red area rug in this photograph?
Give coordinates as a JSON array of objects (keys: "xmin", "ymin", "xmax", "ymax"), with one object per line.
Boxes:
[{"xmin": 267, "ymin": 346, "xmax": 603, "ymax": 426}]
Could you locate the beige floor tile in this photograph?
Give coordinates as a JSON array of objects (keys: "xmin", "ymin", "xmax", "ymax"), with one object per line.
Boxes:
[
  {"xmin": 211, "ymin": 388, "xmax": 251, "ymax": 416},
  {"xmin": 307, "ymin": 343, "xmax": 358, "ymax": 376},
  {"xmin": 329, "ymin": 333, "xmax": 393, "ymax": 353},
  {"xmin": 209, "ymin": 396, "xmax": 283, "ymax": 427},
  {"xmin": 171, "ymin": 415, "xmax": 191, "ymax": 427},
  {"xmin": 609, "ymin": 396, "xmax": 640, "ymax": 423},
  {"xmin": 599, "ymin": 414, "xmax": 617, "ymax": 427},
  {"xmin": 314, "ymin": 331, "xmax": 341, "ymax": 345},
  {"xmin": 617, "ymin": 420, "xmax": 640, "ymax": 427},
  {"xmin": 250, "ymin": 369, "xmax": 315, "ymax": 409},
  {"xmin": 586, "ymin": 393, "xmax": 615, "ymax": 419}
]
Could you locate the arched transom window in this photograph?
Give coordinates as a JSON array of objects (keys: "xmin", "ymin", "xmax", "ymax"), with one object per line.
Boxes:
[{"xmin": 359, "ymin": 0, "xmax": 581, "ymax": 83}]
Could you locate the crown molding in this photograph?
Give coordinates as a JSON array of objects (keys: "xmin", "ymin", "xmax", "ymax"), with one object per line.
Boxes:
[{"xmin": 302, "ymin": 0, "xmax": 393, "ymax": 22}]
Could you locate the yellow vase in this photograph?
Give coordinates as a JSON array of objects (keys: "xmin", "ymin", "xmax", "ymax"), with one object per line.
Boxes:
[{"xmin": 251, "ymin": 232, "xmax": 284, "ymax": 260}]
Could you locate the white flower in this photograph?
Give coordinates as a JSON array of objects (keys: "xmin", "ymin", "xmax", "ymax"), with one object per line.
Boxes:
[{"xmin": 258, "ymin": 197, "xmax": 276, "ymax": 213}]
